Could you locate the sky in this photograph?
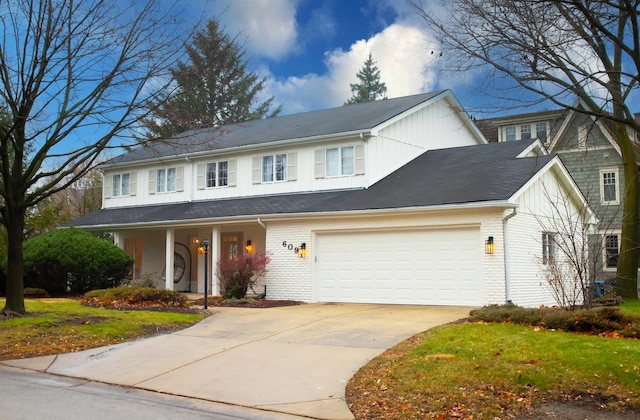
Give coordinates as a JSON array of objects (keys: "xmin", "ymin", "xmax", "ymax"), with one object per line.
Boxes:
[
  {"xmin": 204, "ymin": 0, "xmax": 639, "ymax": 119},
  {"xmin": 205, "ymin": 0, "xmax": 493, "ymax": 117}
]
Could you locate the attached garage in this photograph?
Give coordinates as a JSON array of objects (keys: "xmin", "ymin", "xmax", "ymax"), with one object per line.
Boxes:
[{"xmin": 314, "ymin": 226, "xmax": 483, "ymax": 305}]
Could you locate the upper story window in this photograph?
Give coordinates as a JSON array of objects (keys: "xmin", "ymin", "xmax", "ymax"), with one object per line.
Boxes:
[
  {"xmin": 315, "ymin": 144, "xmax": 365, "ymax": 178},
  {"xmin": 542, "ymin": 232, "xmax": 555, "ymax": 265},
  {"xmin": 252, "ymin": 153, "xmax": 297, "ymax": 184},
  {"xmin": 157, "ymin": 168, "xmax": 176, "ymax": 193},
  {"xmin": 148, "ymin": 166, "xmax": 183, "ymax": 195},
  {"xmin": 263, "ymin": 154, "xmax": 287, "ymax": 182},
  {"xmin": 326, "ymin": 146, "xmax": 354, "ymax": 177},
  {"xmin": 112, "ymin": 173, "xmax": 130, "ymax": 197},
  {"xmin": 600, "ymin": 168, "xmax": 620, "ymax": 204},
  {"xmin": 197, "ymin": 160, "xmax": 236, "ymax": 190},
  {"xmin": 207, "ymin": 161, "xmax": 228, "ymax": 187},
  {"xmin": 500, "ymin": 121, "xmax": 549, "ymax": 142},
  {"xmin": 105, "ymin": 172, "xmax": 136, "ymax": 199}
]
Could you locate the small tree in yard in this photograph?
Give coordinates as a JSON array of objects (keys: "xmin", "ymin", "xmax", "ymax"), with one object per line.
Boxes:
[
  {"xmin": 216, "ymin": 252, "xmax": 270, "ymax": 300},
  {"xmin": 23, "ymin": 227, "xmax": 133, "ymax": 296}
]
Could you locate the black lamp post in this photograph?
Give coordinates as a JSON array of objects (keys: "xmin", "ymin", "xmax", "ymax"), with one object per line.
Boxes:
[{"xmin": 201, "ymin": 239, "xmax": 210, "ymax": 309}]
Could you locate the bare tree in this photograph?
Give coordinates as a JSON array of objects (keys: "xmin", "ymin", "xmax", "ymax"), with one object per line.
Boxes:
[
  {"xmin": 0, "ymin": 0, "xmax": 198, "ymax": 314},
  {"xmin": 412, "ymin": 0, "xmax": 640, "ymax": 298}
]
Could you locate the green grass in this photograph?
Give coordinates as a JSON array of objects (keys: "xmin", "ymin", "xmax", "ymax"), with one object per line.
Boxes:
[
  {"xmin": 347, "ymin": 322, "xmax": 640, "ymax": 419},
  {"xmin": 0, "ymin": 298, "xmax": 204, "ymax": 360},
  {"xmin": 621, "ymin": 298, "xmax": 640, "ymax": 315}
]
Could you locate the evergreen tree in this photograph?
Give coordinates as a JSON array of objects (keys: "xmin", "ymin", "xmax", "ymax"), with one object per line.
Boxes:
[
  {"xmin": 141, "ymin": 20, "xmax": 281, "ymax": 139},
  {"xmin": 345, "ymin": 53, "xmax": 387, "ymax": 105}
]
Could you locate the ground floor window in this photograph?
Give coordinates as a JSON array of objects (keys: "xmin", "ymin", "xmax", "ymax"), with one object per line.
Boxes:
[{"xmin": 605, "ymin": 234, "xmax": 619, "ymax": 268}]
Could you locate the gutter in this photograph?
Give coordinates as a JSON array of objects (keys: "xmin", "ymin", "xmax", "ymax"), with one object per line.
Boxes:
[
  {"xmin": 100, "ymin": 129, "xmax": 374, "ymax": 170},
  {"xmin": 503, "ymin": 207, "xmax": 518, "ymax": 303}
]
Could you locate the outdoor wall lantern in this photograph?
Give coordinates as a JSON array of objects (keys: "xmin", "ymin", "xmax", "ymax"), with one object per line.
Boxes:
[
  {"xmin": 245, "ymin": 240, "xmax": 254, "ymax": 253},
  {"xmin": 299, "ymin": 242, "xmax": 307, "ymax": 258},
  {"xmin": 201, "ymin": 240, "xmax": 210, "ymax": 309},
  {"xmin": 485, "ymin": 236, "xmax": 495, "ymax": 255}
]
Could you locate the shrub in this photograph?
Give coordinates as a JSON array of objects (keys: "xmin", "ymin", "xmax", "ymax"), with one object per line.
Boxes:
[
  {"xmin": 83, "ymin": 286, "xmax": 189, "ymax": 307},
  {"xmin": 23, "ymin": 227, "xmax": 133, "ymax": 296},
  {"xmin": 216, "ymin": 252, "xmax": 270, "ymax": 299},
  {"xmin": 469, "ymin": 304, "xmax": 640, "ymax": 338}
]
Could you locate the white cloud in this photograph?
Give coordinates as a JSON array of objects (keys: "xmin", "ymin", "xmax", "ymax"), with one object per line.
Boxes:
[
  {"xmin": 267, "ymin": 22, "xmax": 440, "ymax": 114},
  {"xmin": 213, "ymin": 0, "xmax": 299, "ymax": 60}
]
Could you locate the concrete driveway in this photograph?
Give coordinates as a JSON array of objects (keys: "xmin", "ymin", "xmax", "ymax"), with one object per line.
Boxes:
[{"xmin": 3, "ymin": 303, "xmax": 471, "ymax": 419}]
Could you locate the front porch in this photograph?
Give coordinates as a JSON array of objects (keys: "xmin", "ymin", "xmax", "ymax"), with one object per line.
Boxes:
[{"xmin": 113, "ymin": 220, "xmax": 267, "ymax": 297}]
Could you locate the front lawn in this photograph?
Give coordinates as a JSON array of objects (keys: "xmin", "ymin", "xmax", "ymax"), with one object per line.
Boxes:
[
  {"xmin": 347, "ymin": 301, "xmax": 640, "ymax": 419},
  {"xmin": 0, "ymin": 298, "xmax": 204, "ymax": 360}
]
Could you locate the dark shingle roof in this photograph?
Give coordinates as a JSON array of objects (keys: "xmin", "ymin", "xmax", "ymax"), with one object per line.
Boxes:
[
  {"xmin": 106, "ymin": 91, "xmax": 446, "ymax": 166},
  {"xmin": 71, "ymin": 140, "xmax": 553, "ymax": 228}
]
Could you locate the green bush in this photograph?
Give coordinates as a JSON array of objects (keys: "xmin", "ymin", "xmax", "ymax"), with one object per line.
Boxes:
[
  {"xmin": 470, "ymin": 304, "xmax": 639, "ymax": 338},
  {"xmin": 23, "ymin": 228, "xmax": 133, "ymax": 296},
  {"xmin": 83, "ymin": 286, "xmax": 189, "ymax": 307}
]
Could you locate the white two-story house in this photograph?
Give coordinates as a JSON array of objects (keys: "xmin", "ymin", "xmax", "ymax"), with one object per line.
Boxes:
[{"xmin": 70, "ymin": 90, "xmax": 594, "ymax": 307}]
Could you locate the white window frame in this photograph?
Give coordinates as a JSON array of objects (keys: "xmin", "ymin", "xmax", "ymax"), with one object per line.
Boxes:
[
  {"xmin": 599, "ymin": 168, "xmax": 620, "ymax": 205},
  {"xmin": 157, "ymin": 167, "xmax": 177, "ymax": 193},
  {"xmin": 112, "ymin": 173, "xmax": 130, "ymax": 197},
  {"xmin": 325, "ymin": 146, "xmax": 355, "ymax": 177},
  {"xmin": 604, "ymin": 233, "xmax": 619, "ymax": 270},
  {"xmin": 206, "ymin": 161, "xmax": 229, "ymax": 188},
  {"xmin": 500, "ymin": 121, "xmax": 549, "ymax": 142},
  {"xmin": 542, "ymin": 232, "xmax": 555, "ymax": 265},
  {"xmin": 262, "ymin": 154, "xmax": 287, "ymax": 183}
]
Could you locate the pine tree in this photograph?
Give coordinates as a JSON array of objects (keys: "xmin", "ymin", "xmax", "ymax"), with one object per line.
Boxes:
[
  {"xmin": 345, "ymin": 53, "xmax": 387, "ymax": 105},
  {"xmin": 141, "ymin": 20, "xmax": 280, "ymax": 139}
]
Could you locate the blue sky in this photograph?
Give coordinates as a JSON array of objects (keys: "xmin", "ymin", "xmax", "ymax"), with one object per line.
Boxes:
[{"xmin": 204, "ymin": 0, "xmax": 639, "ymax": 119}]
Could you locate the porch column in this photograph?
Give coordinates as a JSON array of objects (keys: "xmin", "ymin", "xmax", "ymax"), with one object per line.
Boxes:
[
  {"xmin": 210, "ymin": 227, "xmax": 220, "ymax": 296},
  {"xmin": 165, "ymin": 228, "xmax": 174, "ymax": 290}
]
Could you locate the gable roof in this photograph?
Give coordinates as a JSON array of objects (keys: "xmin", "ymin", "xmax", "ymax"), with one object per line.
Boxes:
[
  {"xmin": 105, "ymin": 90, "xmax": 451, "ymax": 167},
  {"xmin": 72, "ymin": 140, "xmax": 553, "ymax": 229}
]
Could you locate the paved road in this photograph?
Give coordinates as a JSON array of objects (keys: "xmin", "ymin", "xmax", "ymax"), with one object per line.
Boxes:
[{"xmin": 1, "ymin": 364, "xmax": 303, "ymax": 420}]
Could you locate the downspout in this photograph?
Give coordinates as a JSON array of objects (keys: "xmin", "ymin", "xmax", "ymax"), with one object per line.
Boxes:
[
  {"xmin": 503, "ymin": 207, "xmax": 518, "ymax": 304},
  {"xmin": 257, "ymin": 218, "xmax": 266, "ymax": 229}
]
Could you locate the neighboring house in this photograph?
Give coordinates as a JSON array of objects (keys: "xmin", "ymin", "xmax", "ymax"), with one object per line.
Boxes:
[
  {"xmin": 476, "ymin": 106, "xmax": 640, "ymax": 282},
  {"xmin": 70, "ymin": 90, "xmax": 594, "ymax": 307}
]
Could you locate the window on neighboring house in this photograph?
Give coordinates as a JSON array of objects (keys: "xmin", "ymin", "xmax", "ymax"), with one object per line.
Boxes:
[
  {"xmin": 542, "ymin": 232, "xmax": 555, "ymax": 265},
  {"xmin": 262, "ymin": 154, "xmax": 287, "ymax": 182},
  {"xmin": 605, "ymin": 234, "xmax": 619, "ymax": 268},
  {"xmin": 157, "ymin": 167, "xmax": 177, "ymax": 193},
  {"xmin": 112, "ymin": 173, "xmax": 130, "ymax": 197},
  {"xmin": 501, "ymin": 121, "xmax": 549, "ymax": 142},
  {"xmin": 326, "ymin": 146, "xmax": 355, "ymax": 177},
  {"xmin": 206, "ymin": 161, "xmax": 228, "ymax": 188},
  {"xmin": 600, "ymin": 169, "xmax": 619, "ymax": 204},
  {"xmin": 536, "ymin": 122, "xmax": 548, "ymax": 142}
]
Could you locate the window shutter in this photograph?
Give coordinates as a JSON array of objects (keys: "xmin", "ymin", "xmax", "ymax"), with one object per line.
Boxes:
[
  {"xmin": 176, "ymin": 166, "xmax": 184, "ymax": 192},
  {"xmin": 228, "ymin": 159, "xmax": 237, "ymax": 186},
  {"xmin": 148, "ymin": 170, "xmax": 156, "ymax": 194},
  {"xmin": 354, "ymin": 144, "xmax": 365, "ymax": 175},
  {"xmin": 287, "ymin": 153, "xmax": 297, "ymax": 181},
  {"xmin": 196, "ymin": 164, "xmax": 205, "ymax": 190},
  {"xmin": 314, "ymin": 149, "xmax": 325, "ymax": 178},
  {"xmin": 104, "ymin": 174, "xmax": 112, "ymax": 199},
  {"xmin": 129, "ymin": 172, "xmax": 137, "ymax": 196},
  {"xmin": 252, "ymin": 157, "xmax": 261, "ymax": 184}
]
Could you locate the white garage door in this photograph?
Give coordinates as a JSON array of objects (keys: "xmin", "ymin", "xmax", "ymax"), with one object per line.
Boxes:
[{"xmin": 315, "ymin": 227, "xmax": 482, "ymax": 306}]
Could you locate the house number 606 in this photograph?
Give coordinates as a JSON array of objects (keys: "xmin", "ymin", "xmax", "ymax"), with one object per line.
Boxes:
[{"xmin": 282, "ymin": 240, "xmax": 300, "ymax": 254}]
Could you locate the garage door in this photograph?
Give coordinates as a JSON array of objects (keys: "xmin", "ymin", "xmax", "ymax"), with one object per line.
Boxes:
[{"xmin": 315, "ymin": 227, "xmax": 482, "ymax": 305}]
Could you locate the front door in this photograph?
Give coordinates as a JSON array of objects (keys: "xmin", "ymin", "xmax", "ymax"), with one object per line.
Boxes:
[{"xmin": 221, "ymin": 232, "xmax": 243, "ymax": 260}]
